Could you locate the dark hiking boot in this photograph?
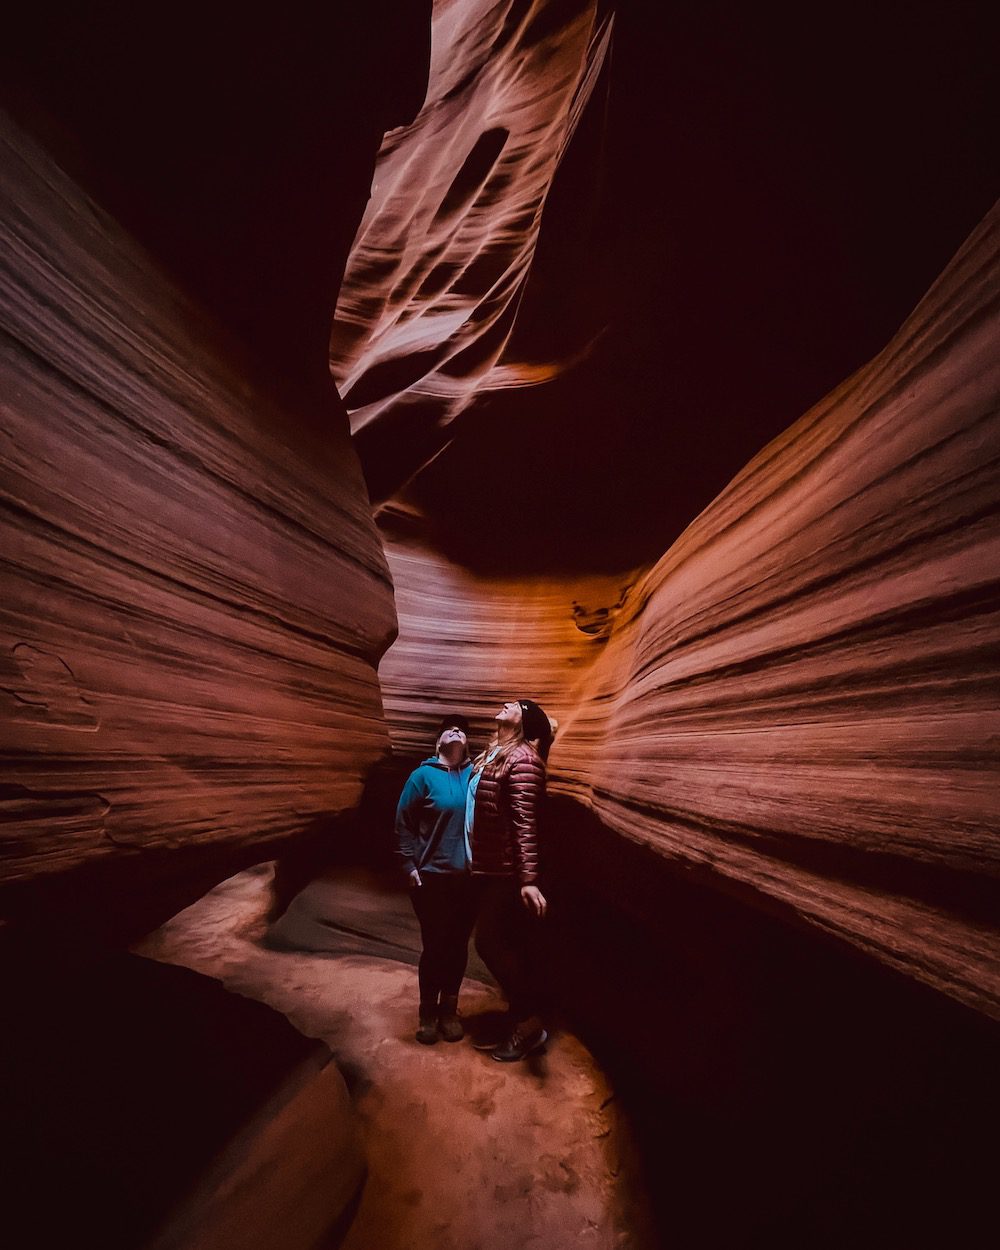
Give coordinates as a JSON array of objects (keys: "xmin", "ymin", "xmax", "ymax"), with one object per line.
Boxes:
[
  {"xmin": 491, "ymin": 1016, "xmax": 548, "ymax": 1062},
  {"xmin": 438, "ymin": 995, "xmax": 464, "ymax": 1042},
  {"xmin": 416, "ymin": 1001, "xmax": 440, "ymax": 1045}
]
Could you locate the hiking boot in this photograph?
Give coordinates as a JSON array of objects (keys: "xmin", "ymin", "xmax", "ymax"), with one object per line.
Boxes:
[
  {"xmin": 415, "ymin": 1001, "xmax": 440, "ymax": 1045},
  {"xmin": 438, "ymin": 995, "xmax": 464, "ymax": 1042},
  {"xmin": 491, "ymin": 1016, "xmax": 548, "ymax": 1062}
]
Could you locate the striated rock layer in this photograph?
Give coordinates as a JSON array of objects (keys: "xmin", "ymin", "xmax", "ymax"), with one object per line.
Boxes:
[
  {"xmin": 0, "ymin": 117, "xmax": 396, "ymax": 938},
  {"xmin": 380, "ymin": 206, "xmax": 1000, "ymax": 1018},
  {"xmin": 378, "ymin": 514, "xmax": 628, "ymax": 756}
]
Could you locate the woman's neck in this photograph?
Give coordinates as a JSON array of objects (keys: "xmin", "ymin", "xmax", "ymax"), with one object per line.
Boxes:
[{"xmin": 496, "ymin": 724, "xmax": 518, "ymax": 746}]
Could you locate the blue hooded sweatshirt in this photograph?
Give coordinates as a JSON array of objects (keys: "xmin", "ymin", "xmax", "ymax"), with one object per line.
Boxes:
[{"xmin": 395, "ymin": 757, "xmax": 473, "ymax": 876}]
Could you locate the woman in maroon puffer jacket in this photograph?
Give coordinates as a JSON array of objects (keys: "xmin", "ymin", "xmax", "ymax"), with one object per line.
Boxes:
[{"xmin": 468, "ymin": 698, "xmax": 554, "ymax": 1062}]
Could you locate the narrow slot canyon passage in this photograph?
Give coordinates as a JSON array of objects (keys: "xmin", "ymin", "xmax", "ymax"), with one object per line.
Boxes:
[{"xmin": 2, "ymin": 4, "xmax": 999, "ymax": 1249}]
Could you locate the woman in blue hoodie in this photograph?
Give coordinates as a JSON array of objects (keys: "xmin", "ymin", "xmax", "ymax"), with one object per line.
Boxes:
[{"xmin": 395, "ymin": 714, "xmax": 476, "ymax": 1044}]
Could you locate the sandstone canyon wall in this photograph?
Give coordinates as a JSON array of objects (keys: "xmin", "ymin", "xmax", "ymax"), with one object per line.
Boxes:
[
  {"xmin": 0, "ymin": 117, "xmax": 397, "ymax": 941},
  {"xmin": 378, "ymin": 513, "xmax": 628, "ymax": 755},
  {"xmin": 551, "ymin": 204, "xmax": 1000, "ymax": 1018},
  {"xmin": 378, "ymin": 205, "xmax": 1000, "ymax": 1019},
  {"xmin": 331, "ymin": 0, "xmax": 612, "ymax": 501}
]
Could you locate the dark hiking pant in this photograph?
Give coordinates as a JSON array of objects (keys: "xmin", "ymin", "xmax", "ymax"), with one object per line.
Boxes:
[
  {"xmin": 409, "ymin": 872, "xmax": 477, "ymax": 1003},
  {"xmin": 473, "ymin": 875, "xmax": 542, "ymax": 1022}
]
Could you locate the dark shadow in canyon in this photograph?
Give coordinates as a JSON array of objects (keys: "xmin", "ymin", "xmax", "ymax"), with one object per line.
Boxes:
[
  {"xmin": 2, "ymin": 3, "xmax": 433, "ymax": 392},
  {"xmin": 541, "ymin": 796, "xmax": 1000, "ymax": 1250},
  {"xmin": 0, "ymin": 941, "xmax": 356, "ymax": 1249}
]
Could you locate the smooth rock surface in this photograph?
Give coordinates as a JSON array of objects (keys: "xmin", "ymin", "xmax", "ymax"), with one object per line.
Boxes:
[
  {"xmin": 331, "ymin": 0, "xmax": 612, "ymax": 499},
  {"xmin": 379, "ymin": 206, "xmax": 1000, "ymax": 1018},
  {"xmin": 137, "ymin": 865, "xmax": 651, "ymax": 1250},
  {"xmin": 379, "ymin": 516, "xmax": 629, "ymax": 755},
  {"xmin": 0, "ymin": 117, "xmax": 396, "ymax": 934}
]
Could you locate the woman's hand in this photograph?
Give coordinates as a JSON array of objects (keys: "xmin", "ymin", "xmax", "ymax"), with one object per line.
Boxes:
[
  {"xmin": 520, "ymin": 884, "xmax": 547, "ymax": 917},
  {"xmin": 409, "ymin": 869, "xmax": 422, "ymax": 888}
]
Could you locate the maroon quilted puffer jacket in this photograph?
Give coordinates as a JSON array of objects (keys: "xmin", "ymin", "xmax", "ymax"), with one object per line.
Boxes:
[{"xmin": 470, "ymin": 741, "xmax": 546, "ymax": 885}]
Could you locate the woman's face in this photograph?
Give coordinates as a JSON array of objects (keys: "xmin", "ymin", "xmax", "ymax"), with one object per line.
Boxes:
[
  {"xmin": 495, "ymin": 700, "xmax": 523, "ymax": 727},
  {"xmin": 438, "ymin": 727, "xmax": 468, "ymax": 754}
]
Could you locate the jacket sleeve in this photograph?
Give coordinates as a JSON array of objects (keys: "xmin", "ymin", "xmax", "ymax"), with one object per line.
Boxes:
[
  {"xmin": 507, "ymin": 750, "xmax": 545, "ymax": 886},
  {"xmin": 394, "ymin": 771, "xmax": 425, "ymax": 877}
]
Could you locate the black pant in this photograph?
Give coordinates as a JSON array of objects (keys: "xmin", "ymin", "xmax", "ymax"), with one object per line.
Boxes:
[
  {"xmin": 409, "ymin": 872, "xmax": 477, "ymax": 1004},
  {"xmin": 473, "ymin": 876, "xmax": 542, "ymax": 1022}
]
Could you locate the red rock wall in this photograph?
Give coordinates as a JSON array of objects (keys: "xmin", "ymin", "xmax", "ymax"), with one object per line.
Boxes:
[
  {"xmin": 0, "ymin": 118, "xmax": 396, "ymax": 933},
  {"xmin": 331, "ymin": 0, "xmax": 612, "ymax": 496},
  {"xmin": 381, "ymin": 207, "xmax": 1000, "ymax": 1018},
  {"xmin": 379, "ymin": 521, "xmax": 625, "ymax": 755}
]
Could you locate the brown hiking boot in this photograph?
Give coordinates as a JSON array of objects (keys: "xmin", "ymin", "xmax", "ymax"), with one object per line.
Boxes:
[
  {"xmin": 438, "ymin": 995, "xmax": 464, "ymax": 1042},
  {"xmin": 416, "ymin": 1001, "xmax": 440, "ymax": 1045}
]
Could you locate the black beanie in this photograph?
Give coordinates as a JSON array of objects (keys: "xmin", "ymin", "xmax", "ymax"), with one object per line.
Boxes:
[
  {"xmin": 437, "ymin": 713, "xmax": 470, "ymax": 736},
  {"xmin": 518, "ymin": 699, "xmax": 553, "ymax": 750}
]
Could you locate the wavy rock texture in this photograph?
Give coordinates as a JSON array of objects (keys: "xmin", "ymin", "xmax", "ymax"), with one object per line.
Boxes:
[
  {"xmin": 381, "ymin": 207, "xmax": 1000, "ymax": 1018},
  {"xmin": 0, "ymin": 118, "xmax": 396, "ymax": 927},
  {"xmin": 331, "ymin": 0, "xmax": 612, "ymax": 491},
  {"xmin": 379, "ymin": 517, "xmax": 626, "ymax": 756}
]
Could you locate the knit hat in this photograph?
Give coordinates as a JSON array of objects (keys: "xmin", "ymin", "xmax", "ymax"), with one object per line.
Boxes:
[
  {"xmin": 437, "ymin": 713, "xmax": 470, "ymax": 736},
  {"xmin": 518, "ymin": 699, "xmax": 553, "ymax": 751}
]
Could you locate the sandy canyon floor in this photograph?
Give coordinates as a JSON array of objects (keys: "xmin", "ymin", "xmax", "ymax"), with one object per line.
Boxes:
[{"xmin": 136, "ymin": 865, "xmax": 651, "ymax": 1250}]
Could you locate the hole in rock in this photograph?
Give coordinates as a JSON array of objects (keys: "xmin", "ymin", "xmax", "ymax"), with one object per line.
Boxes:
[{"xmin": 432, "ymin": 128, "xmax": 510, "ymax": 223}]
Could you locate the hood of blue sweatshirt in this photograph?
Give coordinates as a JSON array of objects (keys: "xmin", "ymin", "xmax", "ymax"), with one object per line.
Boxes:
[{"xmin": 394, "ymin": 757, "xmax": 473, "ymax": 875}]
